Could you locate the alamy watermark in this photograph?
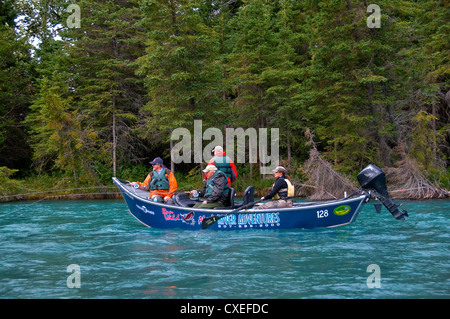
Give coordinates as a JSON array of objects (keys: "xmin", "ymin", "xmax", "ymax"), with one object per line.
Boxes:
[
  {"xmin": 67, "ymin": 3, "xmax": 81, "ymax": 29},
  {"xmin": 61, "ymin": 2, "xmax": 378, "ymax": 171},
  {"xmin": 65, "ymin": 3, "xmax": 380, "ymax": 35},
  {"xmin": 367, "ymin": 4, "xmax": 381, "ymax": 29},
  {"xmin": 366, "ymin": 264, "xmax": 381, "ymax": 288},
  {"xmin": 67, "ymin": 264, "xmax": 81, "ymax": 288},
  {"xmin": 171, "ymin": 120, "xmax": 279, "ymax": 175}
]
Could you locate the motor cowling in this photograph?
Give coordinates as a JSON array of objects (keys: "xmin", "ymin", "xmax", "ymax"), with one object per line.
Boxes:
[{"xmin": 357, "ymin": 164, "xmax": 408, "ymax": 221}]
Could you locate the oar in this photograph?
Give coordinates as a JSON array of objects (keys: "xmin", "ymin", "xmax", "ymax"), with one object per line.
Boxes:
[
  {"xmin": 116, "ymin": 178, "xmax": 131, "ymax": 184},
  {"xmin": 201, "ymin": 199, "xmax": 264, "ymax": 229}
]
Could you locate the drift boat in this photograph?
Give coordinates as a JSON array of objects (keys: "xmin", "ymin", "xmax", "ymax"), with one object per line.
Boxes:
[{"xmin": 112, "ymin": 164, "xmax": 408, "ymax": 230}]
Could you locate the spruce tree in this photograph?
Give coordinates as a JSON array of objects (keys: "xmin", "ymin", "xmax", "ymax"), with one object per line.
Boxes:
[
  {"xmin": 0, "ymin": 0, "xmax": 34, "ymax": 172},
  {"xmin": 136, "ymin": 0, "xmax": 224, "ymax": 136},
  {"xmin": 25, "ymin": 73, "xmax": 102, "ymax": 183},
  {"xmin": 63, "ymin": 0, "xmax": 148, "ymax": 176}
]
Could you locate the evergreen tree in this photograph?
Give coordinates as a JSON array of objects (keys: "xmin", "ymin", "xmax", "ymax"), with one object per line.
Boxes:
[
  {"xmin": 136, "ymin": 0, "xmax": 225, "ymax": 143},
  {"xmin": 25, "ymin": 73, "xmax": 102, "ymax": 183},
  {"xmin": 3, "ymin": 0, "xmax": 449, "ymax": 194},
  {"xmin": 264, "ymin": 0, "xmax": 309, "ymax": 163},
  {"xmin": 23, "ymin": 0, "xmax": 148, "ymax": 180},
  {"xmin": 63, "ymin": 0, "xmax": 148, "ymax": 177},
  {"xmin": 227, "ymin": 0, "xmax": 275, "ymax": 128},
  {"xmin": 0, "ymin": 0, "xmax": 34, "ymax": 172},
  {"xmin": 401, "ymin": 0, "xmax": 449, "ymax": 170},
  {"xmin": 297, "ymin": 0, "xmax": 375, "ymax": 172}
]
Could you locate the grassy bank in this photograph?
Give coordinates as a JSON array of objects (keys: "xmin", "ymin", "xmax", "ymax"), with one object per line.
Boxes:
[
  {"xmin": 1, "ymin": 163, "xmax": 448, "ymax": 203},
  {"xmin": 0, "ymin": 165, "xmax": 276, "ymax": 203}
]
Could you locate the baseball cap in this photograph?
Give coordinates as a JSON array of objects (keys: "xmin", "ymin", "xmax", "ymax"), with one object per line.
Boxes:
[
  {"xmin": 272, "ymin": 166, "xmax": 287, "ymax": 174},
  {"xmin": 203, "ymin": 165, "xmax": 218, "ymax": 173},
  {"xmin": 149, "ymin": 157, "xmax": 164, "ymax": 165}
]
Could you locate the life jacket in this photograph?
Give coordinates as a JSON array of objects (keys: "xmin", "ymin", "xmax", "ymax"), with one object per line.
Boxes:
[
  {"xmin": 149, "ymin": 168, "xmax": 170, "ymax": 190},
  {"xmin": 212, "ymin": 155, "xmax": 233, "ymax": 180},
  {"xmin": 273, "ymin": 177, "xmax": 294, "ymax": 200},
  {"xmin": 204, "ymin": 170, "xmax": 230, "ymax": 197}
]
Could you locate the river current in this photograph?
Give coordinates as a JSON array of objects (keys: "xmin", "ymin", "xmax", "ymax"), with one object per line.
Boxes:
[{"xmin": 0, "ymin": 199, "xmax": 448, "ymax": 299}]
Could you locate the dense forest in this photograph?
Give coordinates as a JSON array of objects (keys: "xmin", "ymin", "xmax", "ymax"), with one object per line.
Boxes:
[{"xmin": 0, "ymin": 0, "xmax": 449, "ymax": 200}]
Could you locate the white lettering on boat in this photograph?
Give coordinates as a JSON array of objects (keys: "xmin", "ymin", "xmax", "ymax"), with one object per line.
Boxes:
[
  {"xmin": 217, "ymin": 212, "xmax": 280, "ymax": 229},
  {"xmin": 136, "ymin": 204, "xmax": 155, "ymax": 215}
]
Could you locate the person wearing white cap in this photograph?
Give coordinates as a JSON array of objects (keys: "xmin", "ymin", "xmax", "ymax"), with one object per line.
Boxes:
[
  {"xmin": 206, "ymin": 146, "xmax": 237, "ymax": 187},
  {"xmin": 190, "ymin": 165, "xmax": 230, "ymax": 208},
  {"xmin": 257, "ymin": 166, "xmax": 294, "ymax": 209}
]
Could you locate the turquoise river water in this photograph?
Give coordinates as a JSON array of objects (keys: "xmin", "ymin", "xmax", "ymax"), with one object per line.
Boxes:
[{"xmin": 0, "ymin": 198, "xmax": 448, "ymax": 299}]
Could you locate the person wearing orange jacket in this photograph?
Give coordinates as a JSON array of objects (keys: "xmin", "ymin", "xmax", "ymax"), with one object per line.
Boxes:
[
  {"xmin": 206, "ymin": 146, "xmax": 237, "ymax": 187},
  {"xmin": 130, "ymin": 157, "xmax": 177, "ymax": 204}
]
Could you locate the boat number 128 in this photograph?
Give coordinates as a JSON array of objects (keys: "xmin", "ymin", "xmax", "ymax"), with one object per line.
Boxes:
[{"xmin": 316, "ymin": 210, "xmax": 329, "ymax": 218}]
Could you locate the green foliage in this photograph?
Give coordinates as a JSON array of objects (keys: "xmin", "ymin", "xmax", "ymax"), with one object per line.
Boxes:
[
  {"xmin": 1, "ymin": 0, "xmax": 448, "ymax": 195},
  {"xmin": 0, "ymin": 7, "xmax": 34, "ymax": 171},
  {"xmin": 136, "ymin": 0, "xmax": 225, "ymax": 140},
  {"xmin": 409, "ymin": 110, "xmax": 440, "ymax": 171},
  {"xmin": 0, "ymin": 166, "xmax": 24, "ymax": 196},
  {"xmin": 114, "ymin": 163, "xmax": 150, "ymax": 184},
  {"xmin": 25, "ymin": 73, "xmax": 103, "ymax": 184},
  {"xmin": 233, "ymin": 164, "xmax": 274, "ymax": 196}
]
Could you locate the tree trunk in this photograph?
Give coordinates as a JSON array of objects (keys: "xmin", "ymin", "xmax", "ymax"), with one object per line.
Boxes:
[
  {"xmin": 367, "ymin": 83, "xmax": 391, "ymax": 167},
  {"xmin": 287, "ymin": 134, "xmax": 291, "ymax": 166},
  {"xmin": 170, "ymin": 139, "xmax": 175, "ymax": 173},
  {"xmin": 112, "ymin": 104, "xmax": 117, "ymax": 177}
]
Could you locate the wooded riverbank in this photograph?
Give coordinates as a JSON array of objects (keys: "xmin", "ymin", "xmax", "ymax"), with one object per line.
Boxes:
[
  {"xmin": 2, "ymin": 166, "xmax": 448, "ymax": 203},
  {"xmin": 1, "ymin": 1, "xmax": 448, "ymax": 203}
]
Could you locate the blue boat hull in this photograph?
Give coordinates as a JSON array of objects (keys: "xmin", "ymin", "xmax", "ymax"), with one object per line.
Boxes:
[{"xmin": 112, "ymin": 177, "xmax": 369, "ymax": 230}]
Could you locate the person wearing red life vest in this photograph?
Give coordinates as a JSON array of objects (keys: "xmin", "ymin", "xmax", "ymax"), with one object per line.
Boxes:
[{"xmin": 206, "ymin": 146, "xmax": 237, "ymax": 187}]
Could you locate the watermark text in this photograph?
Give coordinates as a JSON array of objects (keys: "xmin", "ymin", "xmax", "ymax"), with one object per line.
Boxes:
[
  {"xmin": 171, "ymin": 120, "xmax": 279, "ymax": 174},
  {"xmin": 367, "ymin": 4, "xmax": 381, "ymax": 28},
  {"xmin": 366, "ymin": 264, "xmax": 381, "ymax": 288},
  {"xmin": 67, "ymin": 264, "xmax": 81, "ymax": 288}
]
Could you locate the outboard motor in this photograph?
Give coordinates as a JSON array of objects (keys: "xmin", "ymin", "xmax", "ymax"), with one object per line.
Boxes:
[{"xmin": 357, "ymin": 164, "xmax": 408, "ymax": 221}]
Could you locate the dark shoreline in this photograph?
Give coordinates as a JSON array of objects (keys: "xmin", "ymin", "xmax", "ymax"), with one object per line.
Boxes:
[
  {"xmin": 1, "ymin": 191, "xmax": 448, "ymax": 203},
  {"xmin": 0, "ymin": 192, "xmax": 123, "ymax": 203}
]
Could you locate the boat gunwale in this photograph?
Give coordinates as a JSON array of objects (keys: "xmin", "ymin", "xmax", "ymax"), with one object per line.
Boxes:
[{"xmin": 112, "ymin": 177, "xmax": 369, "ymax": 214}]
